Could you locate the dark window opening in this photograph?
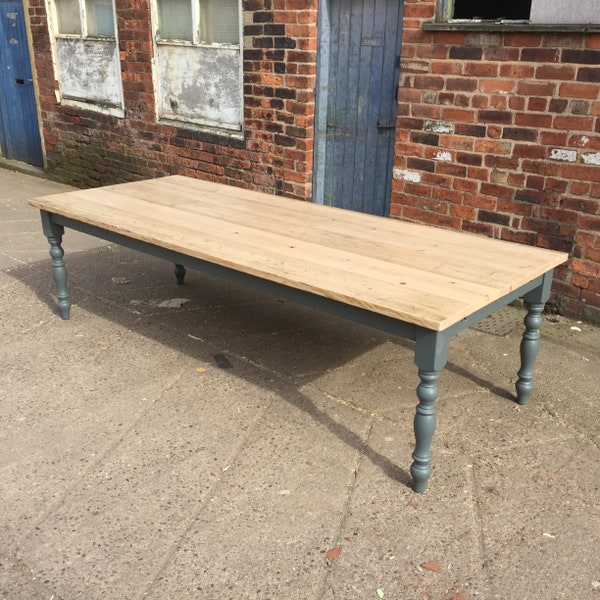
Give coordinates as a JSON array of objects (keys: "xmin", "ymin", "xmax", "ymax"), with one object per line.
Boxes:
[{"xmin": 452, "ymin": 0, "xmax": 532, "ymax": 20}]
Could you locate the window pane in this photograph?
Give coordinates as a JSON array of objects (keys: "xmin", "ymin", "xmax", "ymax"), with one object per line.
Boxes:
[
  {"xmin": 158, "ymin": 0, "xmax": 193, "ymax": 41},
  {"xmin": 201, "ymin": 0, "xmax": 239, "ymax": 44},
  {"xmin": 55, "ymin": 0, "xmax": 82, "ymax": 34},
  {"xmin": 86, "ymin": 0, "xmax": 115, "ymax": 36},
  {"xmin": 452, "ymin": 0, "xmax": 531, "ymax": 20},
  {"xmin": 531, "ymin": 0, "xmax": 600, "ymax": 24}
]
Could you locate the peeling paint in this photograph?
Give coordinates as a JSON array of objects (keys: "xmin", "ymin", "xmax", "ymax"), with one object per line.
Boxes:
[
  {"xmin": 574, "ymin": 136, "xmax": 590, "ymax": 147},
  {"xmin": 400, "ymin": 60, "xmax": 429, "ymax": 73},
  {"xmin": 393, "ymin": 169, "xmax": 421, "ymax": 183},
  {"xmin": 549, "ymin": 148, "xmax": 577, "ymax": 162},
  {"xmin": 156, "ymin": 43, "xmax": 242, "ymax": 131},
  {"xmin": 434, "ymin": 151, "xmax": 452, "ymax": 162},
  {"xmin": 582, "ymin": 152, "xmax": 600, "ymax": 166},
  {"xmin": 424, "ymin": 120, "xmax": 454, "ymax": 134},
  {"xmin": 56, "ymin": 38, "xmax": 123, "ymax": 106}
]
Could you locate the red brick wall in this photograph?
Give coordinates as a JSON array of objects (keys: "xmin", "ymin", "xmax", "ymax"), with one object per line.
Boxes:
[
  {"xmin": 28, "ymin": 0, "xmax": 317, "ymax": 199},
  {"xmin": 242, "ymin": 0, "xmax": 317, "ymax": 197},
  {"xmin": 394, "ymin": 0, "xmax": 600, "ymax": 322}
]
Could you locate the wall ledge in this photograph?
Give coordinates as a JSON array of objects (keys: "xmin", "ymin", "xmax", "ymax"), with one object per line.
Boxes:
[{"xmin": 423, "ymin": 21, "xmax": 600, "ymax": 33}]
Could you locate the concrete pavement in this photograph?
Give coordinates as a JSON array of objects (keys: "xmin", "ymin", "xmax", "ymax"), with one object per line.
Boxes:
[{"xmin": 1, "ymin": 165, "xmax": 599, "ymax": 599}]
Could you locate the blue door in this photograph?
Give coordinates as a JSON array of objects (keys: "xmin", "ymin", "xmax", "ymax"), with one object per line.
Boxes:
[
  {"xmin": 0, "ymin": 0, "xmax": 43, "ymax": 166},
  {"xmin": 314, "ymin": 0, "xmax": 403, "ymax": 216}
]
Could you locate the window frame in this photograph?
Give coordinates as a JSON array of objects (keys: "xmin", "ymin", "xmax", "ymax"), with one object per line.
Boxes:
[
  {"xmin": 151, "ymin": 0, "xmax": 244, "ymax": 135},
  {"xmin": 46, "ymin": 0, "xmax": 124, "ymax": 115},
  {"xmin": 426, "ymin": 0, "xmax": 600, "ymax": 32},
  {"xmin": 53, "ymin": 0, "xmax": 117, "ymax": 40},
  {"xmin": 155, "ymin": 0, "xmax": 240, "ymax": 48}
]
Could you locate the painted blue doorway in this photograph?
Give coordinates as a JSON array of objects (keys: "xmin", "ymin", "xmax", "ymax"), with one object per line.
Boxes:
[
  {"xmin": 0, "ymin": 0, "xmax": 43, "ymax": 166},
  {"xmin": 314, "ymin": 0, "xmax": 403, "ymax": 216}
]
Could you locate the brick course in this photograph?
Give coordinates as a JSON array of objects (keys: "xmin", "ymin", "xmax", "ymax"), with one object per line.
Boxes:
[{"xmin": 393, "ymin": 0, "xmax": 600, "ymax": 322}]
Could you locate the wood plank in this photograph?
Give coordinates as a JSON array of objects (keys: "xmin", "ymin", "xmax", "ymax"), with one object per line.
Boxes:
[
  {"xmin": 90, "ymin": 176, "xmax": 567, "ymax": 291},
  {"xmin": 30, "ymin": 176, "xmax": 566, "ymax": 283},
  {"xmin": 80, "ymin": 176, "xmax": 560, "ymax": 271},
  {"xmin": 32, "ymin": 189, "xmax": 487, "ymax": 328},
  {"xmin": 161, "ymin": 177, "xmax": 560, "ymax": 267},
  {"xmin": 28, "ymin": 184, "xmax": 490, "ymax": 302},
  {"xmin": 30, "ymin": 175, "xmax": 568, "ymax": 331},
  {"xmin": 156, "ymin": 186, "xmax": 557, "ymax": 290}
]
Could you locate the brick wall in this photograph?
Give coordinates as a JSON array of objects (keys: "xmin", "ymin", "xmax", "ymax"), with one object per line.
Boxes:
[
  {"xmin": 28, "ymin": 0, "xmax": 317, "ymax": 199},
  {"xmin": 394, "ymin": 0, "xmax": 600, "ymax": 323},
  {"xmin": 242, "ymin": 0, "xmax": 317, "ymax": 197}
]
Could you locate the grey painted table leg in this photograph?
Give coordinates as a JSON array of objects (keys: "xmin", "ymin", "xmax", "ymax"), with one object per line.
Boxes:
[
  {"xmin": 515, "ymin": 300, "xmax": 545, "ymax": 405},
  {"xmin": 411, "ymin": 368, "xmax": 442, "ymax": 493},
  {"xmin": 516, "ymin": 302, "xmax": 544, "ymax": 404},
  {"xmin": 515, "ymin": 275, "xmax": 552, "ymax": 405},
  {"xmin": 411, "ymin": 330, "xmax": 449, "ymax": 493},
  {"xmin": 40, "ymin": 212, "xmax": 71, "ymax": 320},
  {"xmin": 174, "ymin": 263, "xmax": 186, "ymax": 285}
]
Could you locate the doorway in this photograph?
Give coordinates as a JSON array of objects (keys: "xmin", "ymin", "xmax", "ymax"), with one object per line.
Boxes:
[
  {"xmin": 0, "ymin": 0, "xmax": 43, "ymax": 166},
  {"xmin": 314, "ymin": 0, "xmax": 404, "ymax": 216}
]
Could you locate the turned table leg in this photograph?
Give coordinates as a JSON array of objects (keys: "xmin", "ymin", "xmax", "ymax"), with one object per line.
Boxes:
[
  {"xmin": 174, "ymin": 263, "xmax": 186, "ymax": 285},
  {"xmin": 515, "ymin": 301, "xmax": 545, "ymax": 405},
  {"xmin": 410, "ymin": 368, "xmax": 442, "ymax": 493},
  {"xmin": 515, "ymin": 275, "xmax": 553, "ymax": 405},
  {"xmin": 41, "ymin": 212, "xmax": 71, "ymax": 320},
  {"xmin": 411, "ymin": 330, "xmax": 449, "ymax": 493}
]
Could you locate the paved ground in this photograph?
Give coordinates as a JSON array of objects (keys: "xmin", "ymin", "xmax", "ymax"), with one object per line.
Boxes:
[{"xmin": 1, "ymin": 166, "xmax": 599, "ymax": 600}]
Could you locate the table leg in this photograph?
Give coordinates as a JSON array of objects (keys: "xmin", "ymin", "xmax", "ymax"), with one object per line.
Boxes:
[
  {"xmin": 411, "ymin": 330, "xmax": 449, "ymax": 493},
  {"xmin": 41, "ymin": 212, "xmax": 71, "ymax": 320},
  {"xmin": 174, "ymin": 263, "xmax": 186, "ymax": 285},
  {"xmin": 515, "ymin": 300, "xmax": 545, "ymax": 405},
  {"xmin": 410, "ymin": 368, "xmax": 442, "ymax": 493},
  {"xmin": 515, "ymin": 273, "xmax": 554, "ymax": 405}
]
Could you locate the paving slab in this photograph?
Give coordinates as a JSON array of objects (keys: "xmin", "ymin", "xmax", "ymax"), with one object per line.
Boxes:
[
  {"xmin": 0, "ymin": 168, "xmax": 102, "ymax": 271},
  {"xmin": 145, "ymin": 387, "xmax": 370, "ymax": 600},
  {"xmin": 458, "ymin": 326, "xmax": 600, "ymax": 447},
  {"xmin": 15, "ymin": 357, "xmax": 275, "ymax": 599},
  {"xmin": 324, "ymin": 418, "xmax": 483, "ymax": 599},
  {"xmin": 0, "ymin": 315, "xmax": 193, "ymax": 546},
  {"xmin": 471, "ymin": 436, "xmax": 600, "ymax": 599}
]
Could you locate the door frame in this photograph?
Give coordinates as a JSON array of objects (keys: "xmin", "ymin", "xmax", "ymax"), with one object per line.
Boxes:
[{"xmin": 313, "ymin": 0, "xmax": 332, "ymax": 206}]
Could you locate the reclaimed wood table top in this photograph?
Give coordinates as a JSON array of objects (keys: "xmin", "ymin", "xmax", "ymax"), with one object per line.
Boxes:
[{"xmin": 30, "ymin": 175, "xmax": 568, "ymax": 332}]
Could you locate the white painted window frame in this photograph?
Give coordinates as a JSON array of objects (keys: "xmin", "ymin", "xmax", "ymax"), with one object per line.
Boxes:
[
  {"xmin": 151, "ymin": 0, "xmax": 244, "ymax": 135},
  {"xmin": 46, "ymin": 0, "xmax": 124, "ymax": 116},
  {"xmin": 437, "ymin": 0, "xmax": 600, "ymax": 24}
]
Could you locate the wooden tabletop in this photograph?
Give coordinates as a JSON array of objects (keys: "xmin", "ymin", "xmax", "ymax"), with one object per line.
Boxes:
[{"xmin": 30, "ymin": 175, "xmax": 568, "ymax": 331}]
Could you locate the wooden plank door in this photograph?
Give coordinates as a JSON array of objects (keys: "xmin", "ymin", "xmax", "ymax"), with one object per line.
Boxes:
[
  {"xmin": 314, "ymin": 0, "xmax": 403, "ymax": 216},
  {"xmin": 0, "ymin": 0, "xmax": 43, "ymax": 166}
]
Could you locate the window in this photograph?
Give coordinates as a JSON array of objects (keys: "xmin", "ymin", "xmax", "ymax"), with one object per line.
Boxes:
[
  {"xmin": 158, "ymin": 0, "xmax": 192, "ymax": 41},
  {"xmin": 157, "ymin": 0, "xmax": 239, "ymax": 44},
  {"xmin": 54, "ymin": 0, "xmax": 81, "ymax": 34},
  {"xmin": 451, "ymin": 1, "xmax": 530, "ymax": 21},
  {"xmin": 48, "ymin": 0, "xmax": 123, "ymax": 112},
  {"xmin": 54, "ymin": 0, "xmax": 115, "ymax": 37},
  {"xmin": 153, "ymin": 0, "xmax": 243, "ymax": 133},
  {"xmin": 435, "ymin": 0, "xmax": 600, "ymax": 25},
  {"xmin": 86, "ymin": 0, "xmax": 116, "ymax": 36}
]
